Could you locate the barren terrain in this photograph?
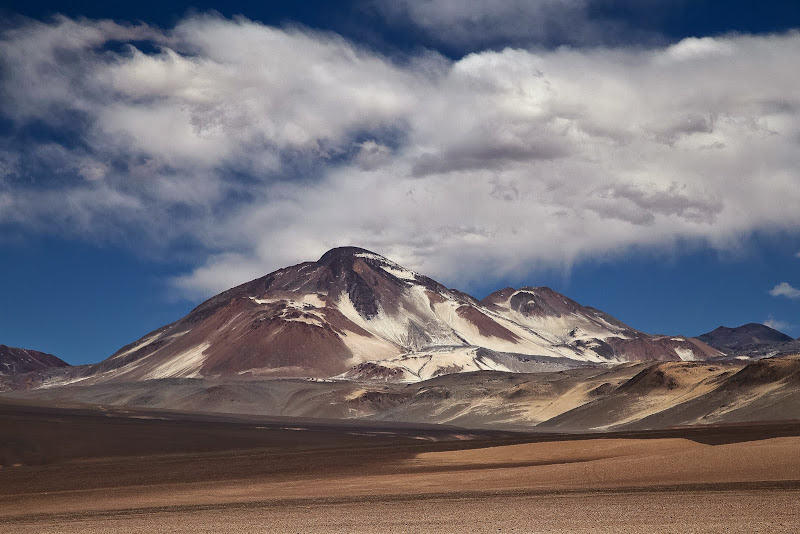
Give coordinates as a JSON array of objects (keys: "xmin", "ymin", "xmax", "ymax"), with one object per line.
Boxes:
[{"xmin": 2, "ymin": 398, "xmax": 799, "ymax": 532}]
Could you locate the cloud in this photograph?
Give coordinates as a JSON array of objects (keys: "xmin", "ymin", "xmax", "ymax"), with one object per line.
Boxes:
[
  {"xmin": 2, "ymin": 16, "xmax": 800, "ymax": 297},
  {"xmin": 770, "ymin": 282, "xmax": 800, "ymax": 299},
  {"xmin": 763, "ymin": 315, "xmax": 793, "ymax": 333}
]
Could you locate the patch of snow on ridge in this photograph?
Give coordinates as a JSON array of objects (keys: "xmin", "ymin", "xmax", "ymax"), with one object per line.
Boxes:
[
  {"xmin": 674, "ymin": 347, "xmax": 698, "ymax": 361},
  {"xmin": 354, "ymin": 252, "xmax": 420, "ymax": 282},
  {"xmin": 248, "ymin": 294, "xmax": 325, "ymax": 308},
  {"xmin": 381, "ymin": 264, "xmax": 418, "ymax": 282},
  {"xmin": 340, "ymin": 327, "xmax": 401, "ymax": 364},
  {"xmin": 39, "ymin": 375, "xmax": 92, "ymax": 389},
  {"xmin": 348, "ymin": 347, "xmax": 515, "ymax": 382},
  {"xmin": 110, "ymin": 333, "xmax": 162, "ymax": 360},
  {"xmin": 247, "ymin": 295, "xmax": 327, "ymax": 327},
  {"xmin": 353, "ymin": 252, "xmax": 385, "ymax": 261},
  {"xmin": 337, "ymin": 292, "xmax": 419, "ymax": 347},
  {"xmin": 143, "ymin": 342, "xmax": 210, "ymax": 379}
]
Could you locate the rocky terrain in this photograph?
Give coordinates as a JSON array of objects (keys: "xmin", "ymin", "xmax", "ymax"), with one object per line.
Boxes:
[{"xmin": 7, "ymin": 354, "xmax": 799, "ymax": 431}]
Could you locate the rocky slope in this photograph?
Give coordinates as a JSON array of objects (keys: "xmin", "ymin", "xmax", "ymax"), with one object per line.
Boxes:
[{"xmin": 41, "ymin": 247, "xmax": 719, "ymax": 386}]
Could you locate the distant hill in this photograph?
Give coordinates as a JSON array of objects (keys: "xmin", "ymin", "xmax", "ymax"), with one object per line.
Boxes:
[
  {"xmin": 697, "ymin": 323, "xmax": 793, "ymax": 350},
  {"xmin": 0, "ymin": 345, "xmax": 70, "ymax": 390},
  {"xmin": 695, "ymin": 323, "xmax": 800, "ymax": 358},
  {"xmin": 0, "ymin": 345, "xmax": 70, "ymax": 375}
]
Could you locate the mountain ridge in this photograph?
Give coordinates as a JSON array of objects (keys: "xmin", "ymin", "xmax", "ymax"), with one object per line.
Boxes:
[{"xmin": 38, "ymin": 247, "xmax": 720, "ymax": 386}]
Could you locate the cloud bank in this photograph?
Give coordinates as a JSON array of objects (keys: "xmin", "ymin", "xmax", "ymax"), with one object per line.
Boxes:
[{"xmin": 2, "ymin": 15, "xmax": 800, "ymax": 297}]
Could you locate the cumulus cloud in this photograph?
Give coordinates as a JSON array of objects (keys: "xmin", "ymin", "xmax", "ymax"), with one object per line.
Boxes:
[
  {"xmin": 770, "ymin": 282, "xmax": 800, "ymax": 299},
  {"xmin": 2, "ymin": 15, "xmax": 800, "ymax": 297}
]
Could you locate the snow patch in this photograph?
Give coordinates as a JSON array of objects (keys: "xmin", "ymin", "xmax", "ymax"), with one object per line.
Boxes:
[
  {"xmin": 381, "ymin": 264, "xmax": 418, "ymax": 282},
  {"xmin": 353, "ymin": 252, "xmax": 386, "ymax": 261},
  {"xmin": 248, "ymin": 295, "xmax": 326, "ymax": 327},
  {"xmin": 340, "ymin": 328, "xmax": 401, "ymax": 364},
  {"xmin": 348, "ymin": 347, "xmax": 515, "ymax": 382},
  {"xmin": 249, "ymin": 294, "xmax": 325, "ymax": 308},
  {"xmin": 674, "ymin": 347, "xmax": 698, "ymax": 361},
  {"xmin": 143, "ymin": 342, "xmax": 210, "ymax": 379},
  {"xmin": 110, "ymin": 333, "xmax": 162, "ymax": 360},
  {"xmin": 354, "ymin": 252, "xmax": 420, "ymax": 282}
]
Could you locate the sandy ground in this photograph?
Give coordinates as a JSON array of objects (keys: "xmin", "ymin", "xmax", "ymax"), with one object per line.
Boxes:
[
  {"xmin": 2, "ymin": 400, "xmax": 799, "ymax": 532},
  {"xmin": 5, "ymin": 490, "xmax": 799, "ymax": 533}
]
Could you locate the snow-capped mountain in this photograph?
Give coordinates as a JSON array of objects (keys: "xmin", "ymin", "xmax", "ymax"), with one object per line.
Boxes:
[{"xmin": 68, "ymin": 247, "xmax": 720, "ymax": 384}]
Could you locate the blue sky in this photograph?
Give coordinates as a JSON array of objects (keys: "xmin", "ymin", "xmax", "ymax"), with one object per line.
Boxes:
[{"xmin": 1, "ymin": 1, "xmax": 799, "ymax": 364}]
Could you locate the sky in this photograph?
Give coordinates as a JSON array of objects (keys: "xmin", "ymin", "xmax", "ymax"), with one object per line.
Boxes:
[{"xmin": 1, "ymin": 0, "xmax": 800, "ymax": 365}]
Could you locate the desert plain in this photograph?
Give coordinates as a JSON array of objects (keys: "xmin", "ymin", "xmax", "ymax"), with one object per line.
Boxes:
[{"xmin": 2, "ymin": 397, "xmax": 799, "ymax": 533}]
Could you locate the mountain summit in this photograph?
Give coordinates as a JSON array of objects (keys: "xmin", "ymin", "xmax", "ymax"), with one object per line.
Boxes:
[{"xmin": 65, "ymin": 247, "xmax": 719, "ymax": 384}]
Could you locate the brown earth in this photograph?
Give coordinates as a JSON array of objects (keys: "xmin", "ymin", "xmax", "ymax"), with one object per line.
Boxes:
[{"xmin": 1, "ymin": 398, "xmax": 799, "ymax": 533}]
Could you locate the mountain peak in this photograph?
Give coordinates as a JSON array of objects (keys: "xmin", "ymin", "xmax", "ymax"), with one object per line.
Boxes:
[{"xmin": 317, "ymin": 246, "xmax": 385, "ymax": 264}]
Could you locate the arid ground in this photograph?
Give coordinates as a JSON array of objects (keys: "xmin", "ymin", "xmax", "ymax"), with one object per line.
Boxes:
[{"xmin": 2, "ymin": 398, "xmax": 799, "ymax": 533}]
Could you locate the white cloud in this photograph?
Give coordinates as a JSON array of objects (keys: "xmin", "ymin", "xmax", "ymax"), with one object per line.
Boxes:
[
  {"xmin": 660, "ymin": 37, "xmax": 735, "ymax": 63},
  {"xmin": 770, "ymin": 282, "xmax": 800, "ymax": 299},
  {"xmin": 2, "ymin": 16, "xmax": 800, "ymax": 297},
  {"xmin": 763, "ymin": 315, "xmax": 793, "ymax": 333}
]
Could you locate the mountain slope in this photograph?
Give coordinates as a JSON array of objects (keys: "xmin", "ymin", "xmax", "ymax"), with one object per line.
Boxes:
[
  {"xmin": 536, "ymin": 354, "xmax": 800, "ymax": 431},
  {"xmin": 483, "ymin": 287, "xmax": 718, "ymax": 363},
  {"xmin": 47, "ymin": 247, "xmax": 718, "ymax": 385}
]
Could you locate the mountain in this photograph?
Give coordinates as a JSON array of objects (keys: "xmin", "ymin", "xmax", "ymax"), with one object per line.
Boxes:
[
  {"xmin": 697, "ymin": 323, "xmax": 794, "ymax": 349},
  {"xmin": 47, "ymin": 247, "xmax": 719, "ymax": 385},
  {"xmin": 0, "ymin": 345, "xmax": 70, "ymax": 391},
  {"xmin": 696, "ymin": 323, "xmax": 800, "ymax": 359},
  {"xmin": 0, "ymin": 345, "xmax": 69, "ymax": 375},
  {"xmin": 481, "ymin": 286, "xmax": 717, "ymax": 363}
]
